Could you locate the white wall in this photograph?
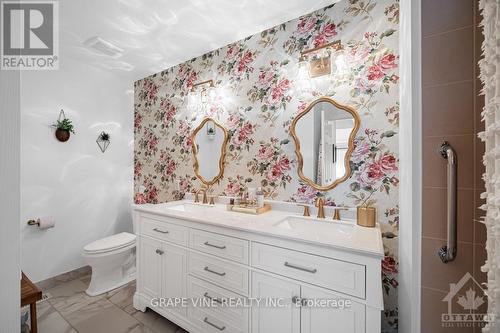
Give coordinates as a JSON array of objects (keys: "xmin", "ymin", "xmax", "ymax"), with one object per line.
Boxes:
[{"xmin": 20, "ymin": 58, "xmax": 134, "ymax": 282}]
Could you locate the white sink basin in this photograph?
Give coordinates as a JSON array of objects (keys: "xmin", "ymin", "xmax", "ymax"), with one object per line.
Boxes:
[
  {"xmin": 274, "ymin": 216, "xmax": 354, "ymax": 238},
  {"xmin": 166, "ymin": 202, "xmax": 215, "ymax": 213}
]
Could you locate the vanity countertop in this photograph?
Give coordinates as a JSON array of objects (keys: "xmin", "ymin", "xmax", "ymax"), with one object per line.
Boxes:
[{"xmin": 133, "ymin": 200, "xmax": 384, "ymax": 258}]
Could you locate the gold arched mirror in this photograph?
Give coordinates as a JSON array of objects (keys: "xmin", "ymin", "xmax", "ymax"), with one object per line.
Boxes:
[
  {"xmin": 290, "ymin": 96, "xmax": 360, "ymax": 191},
  {"xmin": 191, "ymin": 117, "xmax": 229, "ymax": 187}
]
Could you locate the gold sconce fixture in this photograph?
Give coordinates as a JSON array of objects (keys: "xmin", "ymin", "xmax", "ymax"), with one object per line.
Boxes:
[
  {"xmin": 187, "ymin": 79, "xmax": 217, "ymax": 113},
  {"xmin": 297, "ymin": 40, "xmax": 348, "ymax": 89}
]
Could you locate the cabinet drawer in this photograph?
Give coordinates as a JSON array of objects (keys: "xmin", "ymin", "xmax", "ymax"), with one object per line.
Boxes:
[
  {"xmin": 141, "ymin": 216, "xmax": 188, "ymax": 246},
  {"xmin": 187, "ymin": 275, "xmax": 248, "ymax": 332},
  {"xmin": 188, "ymin": 252, "xmax": 249, "ymax": 296},
  {"xmin": 189, "ymin": 306, "xmax": 246, "ymax": 333},
  {"xmin": 190, "ymin": 229, "xmax": 249, "ymax": 264},
  {"xmin": 251, "ymin": 243, "xmax": 365, "ymax": 299}
]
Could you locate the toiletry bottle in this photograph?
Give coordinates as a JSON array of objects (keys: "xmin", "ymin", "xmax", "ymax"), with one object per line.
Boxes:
[{"xmin": 256, "ymin": 187, "xmax": 264, "ymax": 208}]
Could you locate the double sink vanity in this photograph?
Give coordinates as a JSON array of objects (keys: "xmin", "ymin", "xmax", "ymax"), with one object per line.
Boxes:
[
  {"xmin": 133, "ymin": 96, "xmax": 384, "ymax": 332},
  {"xmin": 133, "ymin": 200, "xmax": 383, "ymax": 333}
]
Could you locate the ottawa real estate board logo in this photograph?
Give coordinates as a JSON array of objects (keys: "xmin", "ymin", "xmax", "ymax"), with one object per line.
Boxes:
[
  {"xmin": 1, "ymin": 0, "xmax": 58, "ymax": 70},
  {"xmin": 442, "ymin": 272, "xmax": 494, "ymax": 329}
]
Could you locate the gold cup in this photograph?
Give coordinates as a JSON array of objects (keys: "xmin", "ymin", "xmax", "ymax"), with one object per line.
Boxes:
[{"xmin": 357, "ymin": 206, "xmax": 376, "ymax": 227}]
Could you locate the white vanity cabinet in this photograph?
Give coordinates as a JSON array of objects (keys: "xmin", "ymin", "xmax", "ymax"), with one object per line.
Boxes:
[
  {"xmin": 139, "ymin": 236, "xmax": 162, "ymax": 297},
  {"xmin": 133, "ymin": 206, "xmax": 383, "ymax": 333},
  {"xmin": 251, "ymin": 271, "xmax": 365, "ymax": 333},
  {"xmin": 251, "ymin": 272, "xmax": 301, "ymax": 333},
  {"xmin": 139, "ymin": 235, "xmax": 188, "ymax": 317}
]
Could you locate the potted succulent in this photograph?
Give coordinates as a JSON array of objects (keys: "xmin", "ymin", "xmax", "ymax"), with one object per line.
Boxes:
[
  {"xmin": 96, "ymin": 131, "xmax": 111, "ymax": 153},
  {"xmin": 53, "ymin": 118, "xmax": 75, "ymax": 142}
]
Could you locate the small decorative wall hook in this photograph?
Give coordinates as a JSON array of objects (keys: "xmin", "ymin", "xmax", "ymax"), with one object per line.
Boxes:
[{"xmin": 96, "ymin": 132, "xmax": 110, "ymax": 153}]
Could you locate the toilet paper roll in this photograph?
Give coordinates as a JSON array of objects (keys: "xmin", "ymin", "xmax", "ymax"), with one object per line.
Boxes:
[{"xmin": 38, "ymin": 216, "xmax": 55, "ymax": 229}]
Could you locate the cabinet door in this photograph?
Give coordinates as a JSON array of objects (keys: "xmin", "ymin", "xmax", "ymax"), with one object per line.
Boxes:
[
  {"xmin": 161, "ymin": 243, "xmax": 187, "ymax": 316},
  {"xmin": 300, "ymin": 286, "xmax": 365, "ymax": 333},
  {"xmin": 251, "ymin": 272, "xmax": 300, "ymax": 333},
  {"xmin": 139, "ymin": 236, "xmax": 162, "ymax": 297}
]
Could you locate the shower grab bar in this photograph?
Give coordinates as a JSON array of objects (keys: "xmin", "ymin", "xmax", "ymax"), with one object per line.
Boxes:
[{"xmin": 438, "ymin": 141, "xmax": 458, "ymax": 263}]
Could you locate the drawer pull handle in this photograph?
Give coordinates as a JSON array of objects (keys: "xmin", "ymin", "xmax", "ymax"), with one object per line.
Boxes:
[
  {"xmin": 284, "ymin": 262, "xmax": 317, "ymax": 273},
  {"xmin": 204, "ymin": 241, "xmax": 226, "ymax": 249},
  {"xmin": 153, "ymin": 228, "xmax": 169, "ymax": 234},
  {"xmin": 204, "ymin": 292, "xmax": 223, "ymax": 304},
  {"xmin": 204, "ymin": 266, "xmax": 226, "ymax": 276},
  {"xmin": 203, "ymin": 317, "xmax": 226, "ymax": 331},
  {"xmin": 155, "ymin": 249, "xmax": 164, "ymax": 255}
]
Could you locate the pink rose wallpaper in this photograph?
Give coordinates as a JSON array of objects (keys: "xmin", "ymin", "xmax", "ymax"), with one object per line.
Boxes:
[{"xmin": 134, "ymin": 1, "xmax": 399, "ymax": 331}]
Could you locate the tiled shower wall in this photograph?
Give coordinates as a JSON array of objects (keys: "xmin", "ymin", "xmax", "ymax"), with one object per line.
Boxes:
[{"xmin": 421, "ymin": 0, "xmax": 485, "ymax": 332}]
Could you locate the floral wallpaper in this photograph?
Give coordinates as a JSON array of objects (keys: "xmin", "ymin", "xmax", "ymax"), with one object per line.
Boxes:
[{"xmin": 134, "ymin": 1, "xmax": 400, "ymax": 331}]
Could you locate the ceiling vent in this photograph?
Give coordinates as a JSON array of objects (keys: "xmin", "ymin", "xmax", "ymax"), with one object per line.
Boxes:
[{"xmin": 83, "ymin": 36, "xmax": 124, "ymax": 58}]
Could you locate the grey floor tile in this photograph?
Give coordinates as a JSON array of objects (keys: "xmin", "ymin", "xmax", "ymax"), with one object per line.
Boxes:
[
  {"xmin": 41, "ymin": 275, "xmax": 184, "ymax": 333},
  {"xmin": 35, "ymin": 300, "xmax": 76, "ymax": 333},
  {"xmin": 64, "ymin": 298, "xmax": 143, "ymax": 333},
  {"xmin": 131, "ymin": 308, "xmax": 179, "ymax": 333},
  {"xmin": 47, "ymin": 279, "xmax": 103, "ymax": 316},
  {"xmin": 123, "ymin": 303, "xmax": 138, "ymax": 315},
  {"xmin": 106, "ymin": 281, "xmax": 136, "ymax": 309}
]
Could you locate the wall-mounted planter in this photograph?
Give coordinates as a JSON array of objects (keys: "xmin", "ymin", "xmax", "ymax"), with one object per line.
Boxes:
[
  {"xmin": 96, "ymin": 132, "xmax": 110, "ymax": 153},
  {"xmin": 55, "ymin": 128, "xmax": 71, "ymax": 142},
  {"xmin": 52, "ymin": 109, "xmax": 75, "ymax": 142}
]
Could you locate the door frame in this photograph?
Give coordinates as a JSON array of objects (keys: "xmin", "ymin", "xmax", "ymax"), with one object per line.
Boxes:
[
  {"xmin": 0, "ymin": 69, "xmax": 21, "ymax": 330},
  {"xmin": 398, "ymin": 0, "xmax": 422, "ymax": 332}
]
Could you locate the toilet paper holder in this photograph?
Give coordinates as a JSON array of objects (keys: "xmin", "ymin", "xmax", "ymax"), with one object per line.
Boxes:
[
  {"xmin": 27, "ymin": 219, "xmax": 40, "ymax": 226},
  {"xmin": 27, "ymin": 217, "xmax": 55, "ymax": 229}
]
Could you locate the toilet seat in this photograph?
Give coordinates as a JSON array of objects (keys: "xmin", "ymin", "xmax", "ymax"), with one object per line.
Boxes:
[{"xmin": 83, "ymin": 232, "xmax": 136, "ymax": 254}]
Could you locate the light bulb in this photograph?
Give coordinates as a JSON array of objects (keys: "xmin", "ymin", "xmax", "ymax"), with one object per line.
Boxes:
[
  {"xmin": 296, "ymin": 59, "xmax": 311, "ymax": 94},
  {"xmin": 187, "ymin": 90, "xmax": 197, "ymax": 111},
  {"xmin": 333, "ymin": 49, "xmax": 349, "ymax": 80},
  {"xmin": 207, "ymin": 85, "xmax": 217, "ymax": 103}
]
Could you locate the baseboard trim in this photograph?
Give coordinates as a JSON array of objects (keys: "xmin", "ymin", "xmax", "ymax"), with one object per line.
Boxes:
[{"xmin": 36, "ymin": 266, "xmax": 91, "ymax": 291}]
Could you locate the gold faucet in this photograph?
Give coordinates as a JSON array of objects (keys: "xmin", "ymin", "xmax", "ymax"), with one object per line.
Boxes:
[
  {"xmin": 298, "ymin": 204, "xmax": 310, "ymax": 217},
  {"xmin": 194, "ymin": 187, "xmax": 208, "ymax": 204},
  {"xmin": 333, "ymin": 207, "xmax": 348, "ymax": 220},
  {"xmin": 197, "ymin": 188, "xmax": 208, "ymax": 204},
  {"xmin": 315, "ymin": 197, "xmax": 325, "ymax": 219}
]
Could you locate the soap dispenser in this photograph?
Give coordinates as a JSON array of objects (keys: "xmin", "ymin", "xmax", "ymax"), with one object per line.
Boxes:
[{"xmin": 256, "ymin": 187, "xmax": 264, "ymax": 208}]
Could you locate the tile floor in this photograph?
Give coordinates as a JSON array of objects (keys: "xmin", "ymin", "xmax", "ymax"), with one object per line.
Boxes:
[{"xmin": 31, "ymin": 275, "xmax": 187, "ymax": 333}]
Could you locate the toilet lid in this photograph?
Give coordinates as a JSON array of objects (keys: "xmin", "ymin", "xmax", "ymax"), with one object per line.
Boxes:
[{"xmin": 84, "ymin": 232, "xmax": 136, "ymax": 253}]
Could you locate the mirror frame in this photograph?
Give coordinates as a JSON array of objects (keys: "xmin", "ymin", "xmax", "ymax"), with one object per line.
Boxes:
[
  {"xmin": 290, "ymin": 96, "xmax": 361, "ymax": 192},
  {"xmin": 191, "ymin": 117, "xmax": 230, "ymax": 187}
]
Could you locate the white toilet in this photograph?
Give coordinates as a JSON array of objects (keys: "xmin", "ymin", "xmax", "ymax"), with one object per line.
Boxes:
[{"xmin": 82, "ymin": 232, "xmax": 137, "ymax": 296}]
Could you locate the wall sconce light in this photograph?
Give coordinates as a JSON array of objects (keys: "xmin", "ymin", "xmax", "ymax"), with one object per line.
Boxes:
[
  {"xmin": 187, "ymin": 79, "xmax": 217, "ymax": 114},
  {"xmin": 299, "ymin": 40, "xmax": 344, "ymax": 79}
]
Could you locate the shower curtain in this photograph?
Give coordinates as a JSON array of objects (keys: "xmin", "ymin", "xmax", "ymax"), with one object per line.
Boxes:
[{"xmin": 479, "ymin": 0, "xmax": 500, "ymax": 331}]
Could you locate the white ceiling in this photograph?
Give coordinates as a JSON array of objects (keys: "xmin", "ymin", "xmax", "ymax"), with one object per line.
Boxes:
[{"xmin": 60, "ymin": 0, "xmax": 337, "ymax": 80}]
